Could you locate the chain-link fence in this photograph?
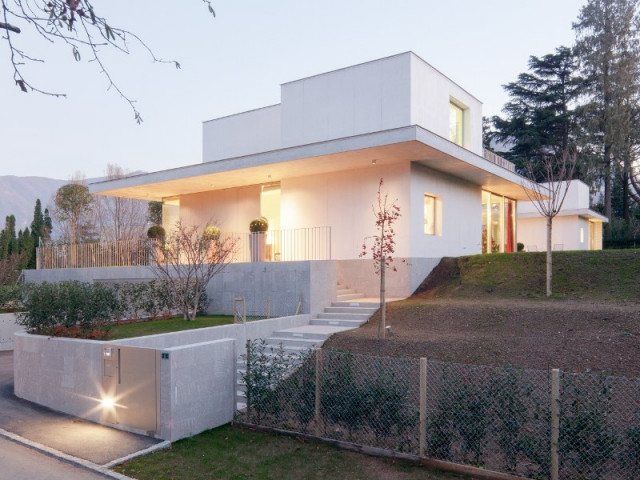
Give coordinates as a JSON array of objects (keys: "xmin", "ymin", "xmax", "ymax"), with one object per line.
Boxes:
[{"xmin": 237, "ymin": 344, "xmax": 640, "ymax": 479}]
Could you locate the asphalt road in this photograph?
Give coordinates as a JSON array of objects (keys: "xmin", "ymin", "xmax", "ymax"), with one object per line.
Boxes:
[
  {"xmin": 0, "ymin": 351, "xmax": 163, "ymax": 476},
  {"xmin": 0, "ymin": 435, "xmax": 114, "ymax": 480}
]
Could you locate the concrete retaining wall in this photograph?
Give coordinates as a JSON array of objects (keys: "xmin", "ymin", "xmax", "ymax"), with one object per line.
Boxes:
[
  {"xmin": 13, "ymin": 333, "xmax": 105, "ymax": 423},
  {"xmin": 0, "ymin": 313, "xmax": 22, "ymax": 351},
  {"xmin": 24, "ymin": 261, "xmax": 337, "ymax": 317},
  {"xmin": 159, "ymin": 339, "xmax": 236, "ymax": 441},
  {"xmin": 14, "ymin": 315, "xmax": 311, "ymax": 442}
]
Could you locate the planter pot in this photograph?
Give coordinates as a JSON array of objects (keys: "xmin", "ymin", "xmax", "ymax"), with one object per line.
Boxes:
[{"xmin": 250, "ymin": 232, "xmax": 266, "ymax": 262}]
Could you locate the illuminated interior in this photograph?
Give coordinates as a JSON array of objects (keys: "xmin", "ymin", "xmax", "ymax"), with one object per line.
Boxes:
[
  {"xmin": 260, "ymin": 183, "xmax": 281, "ymax": 260},
  {"xmin": 482, "ymin": 191, "xmax": 516, "ymax": 253},
  {"xmin": 449, "ymin": 101, "xmax": 464, "ymax": 146}
]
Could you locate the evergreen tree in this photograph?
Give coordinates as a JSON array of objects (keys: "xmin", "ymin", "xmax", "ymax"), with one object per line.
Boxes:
[
  {"xmin": 29, "ymin": 199, "xmax": 44, "ymax": 269},
  {"xmin": 0, "ymin": 215, "xmax": 17, "ymax": 258},
  {"xmin": 573, "ymin": 0, "xmax": 640, "ymax": 229},
  {"xmin": 43, "ymin": 208, "xmax": 53, "ymax": 240},
  {"xmin": 492, "ymin": 46, "xmax": 583, "ymax": 180}
]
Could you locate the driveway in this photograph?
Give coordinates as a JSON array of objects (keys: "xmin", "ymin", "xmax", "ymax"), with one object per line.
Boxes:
[{"xmin": 0, "ymin": 351, "xmax": 163, "ymax": 467}]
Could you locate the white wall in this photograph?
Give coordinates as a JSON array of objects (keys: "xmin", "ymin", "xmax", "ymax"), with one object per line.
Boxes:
[
  {"xmin": 519, "ymin": 181, "xmax": 591, "ymax": 215},
  {"xmin": 409, "ymin": 54, "xmax": 483, "ymax": 155},
  {"xmin": 280, "ymin": 163, "xmax": 412, "ymax": 260},
  {"xmin": 159, "ymin": 339, "xmax": 235, "ymax": 441},
  {"xmin": 202, "ymin": 105, "xmax": 281, "ymax": 163},
  {"xmin": 409, "ymin": 163, "xmax": 482, "ymax": 257},
  {"xmin": 518, "ymin": 216, "xmax": 588, "ymax": 251},
  {"xmin": 280, "ymin": 54, "xmax": 412, "ymax": 148},
  {"xmin": 0, "ymin": 313, "xmax": 21, "ymax": 351},
  {"xmin": 180, "ymin": 184, "xmax": 260, "ymax": 234}
]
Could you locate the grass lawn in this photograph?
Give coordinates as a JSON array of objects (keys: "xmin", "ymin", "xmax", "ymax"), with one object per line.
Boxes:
[
  {"xmin": 109, "ymin": 315, "xmax": 234, "ymax": 340},
  {"xmin": 114, "ymin": 424, "xmax": 464, "ymax": 480}
]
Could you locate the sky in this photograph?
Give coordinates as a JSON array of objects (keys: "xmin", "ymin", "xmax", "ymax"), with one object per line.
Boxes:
[{"xmin": 1, "ymin": 0, "xmax": 587, "ymax": 181}]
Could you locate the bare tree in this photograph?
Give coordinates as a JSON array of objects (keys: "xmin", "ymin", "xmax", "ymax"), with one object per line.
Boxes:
[
  {"xmin": 523, "ymin": 150, "xmax": 577, "ymax": 297},
  {"xmin": 1, "ymin": 0, "xmax": 215, "ymax": 122},
  {"xmin": 94, "ymin": 164, "xmax": 148, "ymax": 243},
  {"xmin": 149, "ymin": 221, "xmax": 238, "ymax": 320},
  {"xmin": 360, "ymin": 178, "xmax": 402, "ymax": 339}
]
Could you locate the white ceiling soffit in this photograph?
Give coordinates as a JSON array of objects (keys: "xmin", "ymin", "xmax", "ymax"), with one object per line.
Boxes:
[{"xmin": 90, "ymin": 126, "xmax": 535, "ymax": 202}]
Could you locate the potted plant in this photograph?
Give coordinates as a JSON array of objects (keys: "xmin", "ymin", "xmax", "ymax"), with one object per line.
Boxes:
[
  {"xmin": 203, "ymin": 225, "xmax": 221, "ymax": 261},
  {"xmin": 249, "ymin": 217, "xmax": 268, "ymax": 262},
  {"xmin": 147, "ymin": 225, "xmax": 166, "ymax": 262},
  {"xmin": 147, "ymin": 225, "xmax": 166, "ymax": 240},
  {"xmin": 203, "ymin": 225, "xmax": 220, "ymax": 239}
]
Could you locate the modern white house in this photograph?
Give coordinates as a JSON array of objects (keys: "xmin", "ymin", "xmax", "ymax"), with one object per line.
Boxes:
[
  {"xmin": 29, "ymin": 52, "xmax": 606, "ymax": 308},
  {"xmin": 518, "ymin": 180, "xmax": 607, "ymax": 251}
]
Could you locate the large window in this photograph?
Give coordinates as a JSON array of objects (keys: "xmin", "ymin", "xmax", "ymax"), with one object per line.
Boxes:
[
  {"xmin": 482, "ymin": 191, "xmax": 516, "ymax": 253},
  {"xmin": 449, "ymin": 101, "xmax": 464, "ymax": 146}
]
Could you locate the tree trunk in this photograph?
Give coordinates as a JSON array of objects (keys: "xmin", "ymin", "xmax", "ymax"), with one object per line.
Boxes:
[
  {"xmin": 379, "ymin": 254, "xmax": 386, "ymax": 339},
  {"xmin": 546, "ymin": 216, "xmax": 553, "ymax": 297}
]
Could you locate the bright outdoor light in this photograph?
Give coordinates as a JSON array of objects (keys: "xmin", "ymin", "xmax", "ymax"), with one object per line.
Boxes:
[{"xmin": 101, "ymin": 397, "xmax": 115, "ymax": 408}]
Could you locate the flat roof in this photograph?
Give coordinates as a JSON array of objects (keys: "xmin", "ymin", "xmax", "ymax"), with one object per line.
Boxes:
[{"xmin": 90, "ymin": 125, "xmax": 535, "ymax": 201}]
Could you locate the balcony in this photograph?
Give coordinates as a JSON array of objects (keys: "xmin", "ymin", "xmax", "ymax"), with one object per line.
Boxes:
[{"xmin": 36, "ymin": 226, "xmax": 332, "ymax": 270}]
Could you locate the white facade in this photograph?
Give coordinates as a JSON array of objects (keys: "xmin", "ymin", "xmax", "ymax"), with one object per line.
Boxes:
[
  {"xmin": 518, "ymin": 181, "xmax": 607, "ymax": 251},
  {"xmin": 89, "ymin": 52, "xmax": 601, "ymax": 296},
  {"xmin": 202, "ymin": 52, "xmax": 484, "ymax": 163}
]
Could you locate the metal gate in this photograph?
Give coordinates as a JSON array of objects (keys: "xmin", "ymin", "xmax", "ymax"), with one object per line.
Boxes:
[{"xmin": 102, "ymin": 345, "xmax": 160, "ymax": 435}]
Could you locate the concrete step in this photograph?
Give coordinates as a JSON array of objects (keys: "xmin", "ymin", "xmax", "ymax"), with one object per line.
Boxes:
[
  {"xmin": 336, "ymin": 288, "xmax": 357, "ymax": 296},
  {"xmin": 323, "ymin": 306, "xmax": 378, "ymax": 315},
  {"xmin": 266, "ymin": 336, "xmax": 322, "ymax": 349},
  {"xmin": 332, "ymin": 300, "xmax": 380, "ymax": 309},
  {"xmin": 273, "ymin": 325, "xmax": 353, "ymax": 339},
  {"xmin": 336, "ymin": 293, "xmax": 364, "ymax": 301},
  {"xmin": 317, "ymin": 312, "xmax": 371, "ymax": 321},
  {"xmin": 310, "ymin": 318, "xmax": 366, "ymax": 328}
]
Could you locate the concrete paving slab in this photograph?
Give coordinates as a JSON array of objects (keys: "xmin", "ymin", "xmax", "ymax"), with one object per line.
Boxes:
[{"xmin": 0, "ymin": 351, "xmax": 161, "ymax": 466}]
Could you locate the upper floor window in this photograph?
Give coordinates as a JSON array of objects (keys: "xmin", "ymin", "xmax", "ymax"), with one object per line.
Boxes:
[{"xmin": 449, "ymin": 101, "xmax": 464, "ymax": 147}]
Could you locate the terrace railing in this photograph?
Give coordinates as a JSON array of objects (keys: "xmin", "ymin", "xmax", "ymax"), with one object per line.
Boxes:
[
  {"xmin": 483, "ymin": 148, "xmax": 516, "ymax": 173},
  {"xmin": 37, "ymin": 226, "xmax": 332, "ymax": 269}
]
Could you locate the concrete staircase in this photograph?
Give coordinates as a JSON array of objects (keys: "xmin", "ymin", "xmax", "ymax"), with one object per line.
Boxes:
[{"xmin": 236, "ymin": 284, "xmax": 379, "ymax": 411}]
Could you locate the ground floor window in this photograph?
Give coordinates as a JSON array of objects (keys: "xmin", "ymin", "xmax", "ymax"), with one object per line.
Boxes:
[
  {"xmin": 482, "ymin": 191, "xmax": 516, "ymax": 253},
  {"xmin": 424, "ymin": 193, "xmax": 441, "ymax": 236}
]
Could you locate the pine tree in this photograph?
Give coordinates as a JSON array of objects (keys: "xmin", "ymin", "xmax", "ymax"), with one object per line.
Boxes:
[
  {"xmin": 492, "ymin": 46, "xmax": 582, "ymax": 180},
  {"xmin": 573, "ymin": 0, "xmax": 640, "ymax": 229}
]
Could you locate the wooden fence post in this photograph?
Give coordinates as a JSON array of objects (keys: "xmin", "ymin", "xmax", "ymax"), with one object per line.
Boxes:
[
  {"xmin": 551, "ymin": 368, "xmax": 560, "ymax": 480},
  {"xmin": 420, "ymin": 357, "xmax": 427, "ymax": 458},
  {"xmin": 315, "ymin": 349, "xmax": 323, "ymax": 436}
]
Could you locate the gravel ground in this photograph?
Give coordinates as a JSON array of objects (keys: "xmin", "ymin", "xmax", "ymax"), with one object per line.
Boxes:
[{"xmin": 324, "ymin": 297, "xmax": 640, "ymax": 377}]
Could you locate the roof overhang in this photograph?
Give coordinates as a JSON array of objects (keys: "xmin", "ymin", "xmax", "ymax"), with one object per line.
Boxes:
[
  {"xmin": 90, "ymin": 125, "xmax": 537, "ymax": 201},
  {"xmin": 518, "ymin": 208, "xmax": 609, "ymax": 223}
]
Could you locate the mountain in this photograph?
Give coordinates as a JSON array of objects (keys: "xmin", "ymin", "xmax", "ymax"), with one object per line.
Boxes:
[
  {"xmin": 0, "ymin": 176, "xmax": 67, "ymax": 230},
  {"xmin": 0, "ymin": 173, "xmax": 145, "ymax": 232}
]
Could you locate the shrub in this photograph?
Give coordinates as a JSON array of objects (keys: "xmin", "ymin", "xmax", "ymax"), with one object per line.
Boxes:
[
  {"xmin": 0, "ymin": 283, "xmax": 23, "ymax": 311},
  {"xmin": 249, "ymin": 217, "xmax": 269, "ymax": 233},
  {"xmin": 147, "ymin": 225, "xmax": 166, "ymax": 239},
  {"xmin": 17, "ymin": 281, "xmax": 117, "ymax": 338}
]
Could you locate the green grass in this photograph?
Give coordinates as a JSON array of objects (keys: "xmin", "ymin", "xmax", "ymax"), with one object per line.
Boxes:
[
  {"xmin": 447, "ymin": 249, "xmax": 640, "ymax": 302},
  {"xmin": 114, "ymin": 424, "xmax": 463, "ymax": 480},
  {"xmin": 109, "ymin": 315, "xmax": 234, "ymax": 340}
]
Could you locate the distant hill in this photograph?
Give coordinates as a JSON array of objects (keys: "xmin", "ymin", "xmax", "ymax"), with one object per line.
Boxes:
[
  {"xmin": 0, "ymin": 176, "xmax": 67, "ymax": 230},
  {"xmin": 0, "ymin": 173, "xmax": 146, "ymax": 232}
]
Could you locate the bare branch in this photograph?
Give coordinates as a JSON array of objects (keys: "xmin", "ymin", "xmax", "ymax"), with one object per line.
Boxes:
[
  {"xmin": 521, "ymin": 149, "xmax": 577, "ymax": 297},
  {"xmin": 148, "ymin": 221, "xmax": 239, "ymax": 321},
  {"xmin": 3, "ymin": 0, "xmax": 215, "ymax": 121},
  {"xmin": 0, "ymin": 21, "xmax": 20, "ymax": 33}
]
